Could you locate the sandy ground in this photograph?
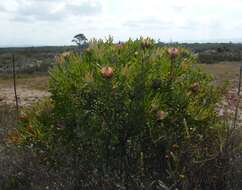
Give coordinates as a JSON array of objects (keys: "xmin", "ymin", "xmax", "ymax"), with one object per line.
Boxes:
[
  {"xmin": 0, "ymin": 75, "xmax": 49, "ymax": 107},
  {"xmin": 0, "ymin": 85, "xmax": 50, "ymax": 107}
]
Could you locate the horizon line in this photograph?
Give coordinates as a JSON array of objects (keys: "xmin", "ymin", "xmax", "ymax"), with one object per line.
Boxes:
[{"xmin": 1, "ymin": 40, "xmax": 242, "ymax": 48}]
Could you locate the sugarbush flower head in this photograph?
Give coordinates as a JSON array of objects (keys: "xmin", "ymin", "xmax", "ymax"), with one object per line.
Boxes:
[
  {"xmin": 165, "ymin": 155, "xmax": 169, "ymax": 159},
  {"xmin": 168, "ymin": 48, "xmax": 180, "ymax": 58},
  {"xmin": 61, "ymin": 51, "xmax": 71, "ymax": 58},
  {"xmin": 141, "ymin": 38, "xmax": 152, "ymax": 49},
  {"xmin": 101, "ymin": 66, "xmax": 114, "ymax": 79},
  {"xmin": 26, "ymin": 124, "xmax": 33, "ymax": 130},
  {"xmin": 172, "ymin": 144, "xmax": 179, "ymax": 150},
  {"xmin": 156, "ymin": 110, "xmax": 167, "ymax": 121},
  {"xmin": 55, "ymin": 51, "xmax": 71, "ymax": 64},
  {"xmin": 17, "ymin": 114, "xmax": 28, "ymax": 121},
  {"xmin": 190, "ymin": 82, "xmax": 200, "ymax": 93}
]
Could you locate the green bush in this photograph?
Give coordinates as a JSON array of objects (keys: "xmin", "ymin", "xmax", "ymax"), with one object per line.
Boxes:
[{"xmin": 16, "ymin": 37, "xmax": 239, "ymax": 189}]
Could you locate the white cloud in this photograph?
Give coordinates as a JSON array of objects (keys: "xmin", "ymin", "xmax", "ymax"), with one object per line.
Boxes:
[
  {"xmin": 1, "ymin": 0, "xmax": 102, "ymax": 21},
  {"xmin": 1, "ymin": 0, "xmax": 242, "ymax": 46}
]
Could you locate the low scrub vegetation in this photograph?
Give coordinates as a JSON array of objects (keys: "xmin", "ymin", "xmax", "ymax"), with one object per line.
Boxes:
[
  {"xmin": 160, "ymin": 42, "xmax": 242, "ymax": 64},
  {"xmin": 3, "ymin": 38, "xmax": 242, "ymax": 189},
  {"xmin": 1, "ymin": 43, "xmax": 242, "ymax": 75}
]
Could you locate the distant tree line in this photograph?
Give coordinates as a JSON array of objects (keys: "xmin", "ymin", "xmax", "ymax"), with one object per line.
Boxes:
[
  {"xmin": 1, "ymin": 36, "xmax": 242, "ymax": 74},
  {"xmin": 158, "ymin": 42, "xmax": 242, "ymax": 64}
]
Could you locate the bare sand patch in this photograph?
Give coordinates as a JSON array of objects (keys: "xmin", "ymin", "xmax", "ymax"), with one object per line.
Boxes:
[{"xmin": 0, "ymin": 85, "xmax": 50, "ymax": 107}]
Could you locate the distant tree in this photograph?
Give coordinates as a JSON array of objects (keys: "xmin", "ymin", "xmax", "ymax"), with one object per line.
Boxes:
[{"xmin": 72, "ymin": 33, "xmax": 88, "ymax": 47}]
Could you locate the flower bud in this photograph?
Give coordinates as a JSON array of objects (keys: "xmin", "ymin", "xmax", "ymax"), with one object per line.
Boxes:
[
  {"xmin": 168, "ymin": 48, "xmax": 180, "ymax": 58},
  {"xmin": 190, "ymin": 82, "xmax": 200, "ymax": 93},
  {"xmin": 61, "ymin": 51, "xmax": 71, "ymax": 58},
  {"xmin": 26, "ymin": 125, "xmax": 33, "ymax": 132},
  {"xmin": 101, "ymin": 66, "xmax": 113, "ymax": 79},
  {"xmin": 17, "ymin": 114, "xmax": 28, "ymax": 121},
  {"xmin": 172, "ymin": 144, "xmax": 179, "ymax": 150},
  {"xmin": 156, "ymin": 110, "xmax": 167, "ymax": 121},
  {"xmin": 141, "ymin": 38, "xmax": 152, "ymax": 49}
]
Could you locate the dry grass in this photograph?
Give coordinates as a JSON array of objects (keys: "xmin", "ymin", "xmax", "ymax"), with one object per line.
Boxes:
[
  {"xmin": 0, "ymin": 74, "xmax": 49, "ymax": 91},
  {"xmin": 199, "ymin": 62, "xmax": 241, "ymax": 84}
]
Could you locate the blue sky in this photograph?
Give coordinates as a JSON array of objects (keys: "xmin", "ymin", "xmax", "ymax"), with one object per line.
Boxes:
[{"xmin": 1, "ymin": 0, "xmax": 242, "ymax": 46}]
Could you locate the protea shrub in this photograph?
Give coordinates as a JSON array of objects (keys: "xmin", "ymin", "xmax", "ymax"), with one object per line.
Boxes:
[{"xmin": 15, "ymin": 37, "xmax": 241, "ymax": 189}]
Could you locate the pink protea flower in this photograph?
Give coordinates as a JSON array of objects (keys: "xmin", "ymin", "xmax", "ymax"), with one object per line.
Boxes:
[
  {"xmin": 61, "ymin": 51, "xmax": 71, "ymax": 58},
  {"xmin": 26, "ymin": 124, "xmax": 33, "ymax": 132},
  {"xmin": 168, "ymin": 48, "xmax": 180, "ymax": 58},
  {"xmin": 156, "ymin": 110, "xmax": 167, "ymax": 121},
  {"xmin": 172, "ymin": 144, "xmax": 179, "ymax": 150},
  {"xmin": 25, "ymin": 125, "xmax": 35, "ymax": 135},
  {"xmin": 141, "ymin": 38, "xmax": 152, "ymax": 49},
  {"xmin": 17, "ymin": 114, "xmax": 28, "ymax": 121},
  {"xmin": 101, "ymin": 66, "xmax": 114, "ymax": 79},
  {"xmin": 165, "ymin": 155, "xmax": 169, "ymax": 159}
]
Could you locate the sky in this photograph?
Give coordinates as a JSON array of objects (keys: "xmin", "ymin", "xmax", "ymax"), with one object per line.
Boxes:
[{"xmin": 1, "ymin": 0, "xmax": 242, "ymax": 47}]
